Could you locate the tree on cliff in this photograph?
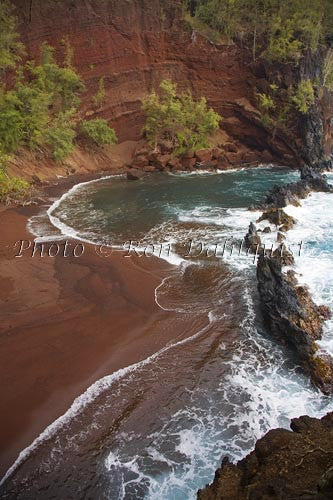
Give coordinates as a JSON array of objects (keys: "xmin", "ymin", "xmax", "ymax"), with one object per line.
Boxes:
[
  {"xmin": 0, "ymin": 2, "xmax": 117, "ymax": 165},
  {"xmin": 0, "ymin": 0, "xmax": 24, "ymax": 71},
  {"xmin": 194, "ymin": 0, "xmax": 333, "ymax": 62},
  {"xmin": 142, "ymin": 80, "xmax": 221, "ymax": 155}
]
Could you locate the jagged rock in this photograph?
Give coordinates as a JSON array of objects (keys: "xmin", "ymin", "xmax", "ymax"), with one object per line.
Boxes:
[
  {"xmin": 132, "ymin": 154, "xmax": 149, "ymax": 168},
  {"xmin": 150, "ymin": 154, "xmax": 173, "ymax": 170},
  {"xmin": 167, "ymin": 157, "xmax": 182, "ymax": 170},
  {"xmin": 257, "ymin": 209, "xmax": 296, "ymax": 228},
  {"xmin": 241, "ymin": 151, "xmax": 258, "ymax": 163},
  {"xmin": 277, "ymin": 231, "xmax": 286, "ymax": 242},
  {"xmin": 181, "ymin": 157, "xmax": 197, "ymax": 169},
  {"xmin": 200, "ymin": 159, "xmax": 218, "ymax": 169},
  {"xmin": 262, "ymin": 226, "xmax": 271, "ymax": 233},
  {"xmin": 255, "ymin": 169, "xmax": 333, "ymax": 210},
  {"xmin": 158, "ymin": 139, "xmax": 174, "ymax": 154},
  {"xmin": 196, "ymin": 149, "xmax": 212, "ymax": 163},
  {"xmin": 301, "ymin": 166, "xmax": 333, "ymax": 191},
  {"xmin": 126, "ymin": 168, "xmax": 145, "ymax": 180},
  {"xmin": 143, "ymin": 165, "xmax": 156, "ymax": 172},
  {"xmin": 147, "ymin": 151, "xmax": 160, "ymax": 163},
  {"xmin": 257, "ymin": 255, "xmax": 333, "ymax": 394},
  {"xmin": 224, "ymin": 142, "xmax": 238, "ymax": 153},
  {"xmin": 182, "ymin": 150, "xmax": 195, "ymax": 159},
  {"xmin": 244, "ymin": 222, "xmax": 261, "ymax": 252},
  {"xmin": 318, "ymin": 466, "xmax": 333, "ymax": 492},
  {"xmin": 318, "ymin": 305, "xmax": 332, "ymax": 321},
  {"xmin": 211, "ymin": 147, "xmax": 224, "ymax": 160},
  {"xmin": 198, "ymin": 412, "xmax": 333, "ymax": 500},
  {"xmin": 272, "ymin": 243, "xmax": 295, "ymax": 266},
  {"xmin": 133, "ymin": 145, "xmax": 150, "ymax": 158}
]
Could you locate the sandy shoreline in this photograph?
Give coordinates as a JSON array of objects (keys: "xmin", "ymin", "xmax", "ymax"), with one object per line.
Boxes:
[{"xmin": 0, "ymin": 177, "xmax": 174, "ymax": 476}]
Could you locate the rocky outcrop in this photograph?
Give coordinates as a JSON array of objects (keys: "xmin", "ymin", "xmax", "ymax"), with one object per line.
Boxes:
[
  {"xmin": 198, "ymin": 412, "xmax": 333, "ymax": 500},
  {"xmin": 255, "ymin": 48, "xmax": 333, "ymax": 168},
  {"xmin": 257, "ymin": 255, "xmax": 333, "ymax": 394},
  {"xmin": 252, "ymin": 167, "xmax": 333, "ymax": 210},
  {"xmin": 11, "ymin": 0, "xmax": 332, "ymax": 167},
  {"xmin": 257, "ymin": 208, "xmax": 296, "ymax": 231},
  {"xmin": 126, "ymin": 168, "xmax": 146, "ymax": 180},
  {"xmin": 125, "ymin": 143, "xmax": 231, "ymax": 173},
  {"xmin": 244, "ymin": 222, "xmax": 262, "ymax": 253},
  {"xmin": 247, "ymin": 167, "xmax": 333, "ymax": 393}
]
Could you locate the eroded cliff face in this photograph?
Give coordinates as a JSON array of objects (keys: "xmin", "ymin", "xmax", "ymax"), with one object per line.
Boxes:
[{"xmin": 11, "ymin": 0, "xmax": 332, "ymax": 169}]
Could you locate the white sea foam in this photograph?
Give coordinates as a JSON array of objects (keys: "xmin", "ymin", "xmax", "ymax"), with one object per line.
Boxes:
[
  {"xmin": 28, "ymin": 175, "xmax": 124, "ymax": 242},
  {"xmin": 0, "ymin": 315, "xmax": 214, "ymax": 487},
  {"xmin": 284, "ymin": 192, "xmax": 333, "ymax": 357},
  {"xmin": 12, "ymin": 168, "xmax": 332, "ymax": 499},
  {"xmin": 101, "ymin": 282, "xmax": 333, "ymax": 500}
]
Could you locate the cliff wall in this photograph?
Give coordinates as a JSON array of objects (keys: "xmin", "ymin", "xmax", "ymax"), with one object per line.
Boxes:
[{"xmin": 11, "ymin": 0, "xmax": 331, "ymax": 168}]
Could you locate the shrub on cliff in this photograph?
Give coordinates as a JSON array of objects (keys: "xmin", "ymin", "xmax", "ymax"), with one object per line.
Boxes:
[
  {"xmin": 0, "ymin": 165, "xmax": 29, "ymax": 205},
  {"xmin": 0, "ymin": 6, "xmax": 89, "ymax": 164},
  {"xmin": 0, "ymin": 39, "xmax": 85, "ymax": 160},
  {"xmin": 193, "ymin": 0, "xmax": 333, "ymax": 62},
  {"xmin": 291, "ymin": 80, "xmax": 315, "ymax": 114},
  {"xmin": 45, "ymin": 111, "xmax": 76, "ymax": 163},
  {"xmin": 142, "ymin": 79, "xmax": 221, "ymax": 155},
  {"xmin": 80, "ymin": 119, "xmax": 117, "ymax": 146},
  {"xmin": 0, "ymin": 0, "xmax": 25, "ymax": 71},
  {"xmin": 92, "ymin": 77, "xmax": 106, "ymax": 108}
]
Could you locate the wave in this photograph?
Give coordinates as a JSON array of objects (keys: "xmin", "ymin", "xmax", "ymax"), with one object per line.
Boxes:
[
  {"xmin": 0, "ymin": 312, "xmax": 216, "ymax": 488},
  {"xmin": 10, "ymin": 166, "xmax": 332, "ymax": 498},
  {"xmin": 284, "ymin": 192, "xmax": 333, "ymax": 356}
]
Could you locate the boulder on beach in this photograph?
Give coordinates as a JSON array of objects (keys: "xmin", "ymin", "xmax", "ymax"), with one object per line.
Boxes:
[{"xmin": 126, "ymin": 168, "xmax": 145, "ymax": 180}]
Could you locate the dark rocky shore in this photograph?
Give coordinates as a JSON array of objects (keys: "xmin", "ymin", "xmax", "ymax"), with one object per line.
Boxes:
[
  {"xmin": 198, "ymin": 412, "xmax": 333, "ymax": 499},
  {"xmin": 249, "ymin": 167, "xmax": 333, "ymax": 394},
  {"xmin": 199, "ymin": 168, "xmax": 333, "ymax": 498}
]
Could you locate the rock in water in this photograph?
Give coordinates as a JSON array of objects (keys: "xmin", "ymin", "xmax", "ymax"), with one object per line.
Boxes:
[
  {"xmin": 244, "ymin": 222, "xmax": 261, "ymax": 253},
  {"xmin": 198, "ymin": 412, "xmax": 333, "ymax": 500},
  {"xmin": 256, "ymin": 255, "xmax": 333, "ymax": 394},
  {"xmin": 126, "ymin": 168, "xmax": 145, "ymax": 180}
]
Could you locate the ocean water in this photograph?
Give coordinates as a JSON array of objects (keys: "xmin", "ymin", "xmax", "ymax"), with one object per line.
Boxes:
[{"xmin": 2, "ymin": 167, "xmax": 333, "ymax": 499}]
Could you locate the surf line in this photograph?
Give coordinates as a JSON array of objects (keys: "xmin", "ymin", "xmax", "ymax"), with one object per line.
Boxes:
[{"xmin": 0, "ymin": 312, "xmax": 216, "ymax": 487}]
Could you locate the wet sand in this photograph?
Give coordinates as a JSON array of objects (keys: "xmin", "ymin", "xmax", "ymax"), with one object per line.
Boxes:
[{"xmin": 0, "ymin": 187, "xmax": 174, "ymax": 476}]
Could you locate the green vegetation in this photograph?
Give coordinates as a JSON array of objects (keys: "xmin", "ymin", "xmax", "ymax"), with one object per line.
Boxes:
[
  {"xmin": 0, "ymin": 151, "xmax": 29, "ymax": 204},
  {"xmin": 323, "ymin": 50, "xmax": 333, "ymax": 90},
  {"xmin": 0, "ymin": 1, "xmax": 117, "ymax": 172},
  {"xmin": 0, "ymin": 0, "xmax": 24, "ymax": 71},
  {"xmin": 0, "ymin": 170, "xmax": 29, "ymax": 204},
  {"xmin": 45, "ymin": 111, "xmax": 76, "ymax": 162},
  {"xmin": 80, "ymin": 119, "xmax": 117, "ymax": 146},
  {"xmin": 142, "ymin": 79, "xmax": 221, "ymax": 155},
  {"xmin": 190, "ymin": 0, "xmax": 333, "ymax": 62},
  {"xmin": 0, "ymin": 41, "xmax": 84, "ymax": 156},
  {"xmin": 291, "ymin": 80, "xmax": 315, "ymax": 114},
  {"xmin": 92, "ymin": 77, "xmax": 106, "ymax": 108},
  {"xmin": 183, "ymin": 12, "xmax": 225, "ymax": 44},
  {"xmin": 257, "ymin": 93, "xmax": 275, "ymax": 112}
]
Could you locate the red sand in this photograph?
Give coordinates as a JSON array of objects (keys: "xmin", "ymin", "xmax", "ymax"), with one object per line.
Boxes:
[{"xmin": 0, "ymin": 202, "xmax": 174, "ymax": 475}]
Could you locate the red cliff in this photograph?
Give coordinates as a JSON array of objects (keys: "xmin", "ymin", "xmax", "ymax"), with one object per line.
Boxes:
[{"xmin": 12, "ymin": 0, "xmax": 319, "ymax": 168}]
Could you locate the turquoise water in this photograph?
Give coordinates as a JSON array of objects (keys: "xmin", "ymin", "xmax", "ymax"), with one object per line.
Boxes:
[
  {"xmin": 2, "ymin": 167, "xmax": 333, "ymax": 499},
  {"xmin": 47, "ymin": 167, "xmax": 300, "ymax": 246}
]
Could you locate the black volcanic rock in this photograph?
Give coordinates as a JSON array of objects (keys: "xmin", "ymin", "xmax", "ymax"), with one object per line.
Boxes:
[
  {"xmin": 198, "ymin": 412, "xmax": 333, "ymax": 500},
  {"xmin": 257, "ymin": 255, "xmax": 333, "ymax": 394},
  {"xmin": 257, "ymin": 208, "xmax": 296, "ymax": 229},
  {"xmin": 244, "ymin": 222, "xmax": 261, "ymax": 252},
  {"xmin": 252, "ymin": 168, "xmax": 333, "ymax": 210}
]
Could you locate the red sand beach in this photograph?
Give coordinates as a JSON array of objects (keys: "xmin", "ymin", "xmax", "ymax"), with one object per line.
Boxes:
[{"xmin": 0, "ymin": 193, "xmax": 175, "ymax": 475}]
